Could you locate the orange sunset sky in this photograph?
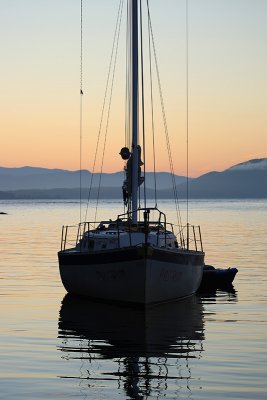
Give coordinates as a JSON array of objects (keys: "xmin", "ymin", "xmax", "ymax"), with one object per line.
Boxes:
[{"xmin": 1, "ymin": 0, "xmax": 266, "ymax": 177}]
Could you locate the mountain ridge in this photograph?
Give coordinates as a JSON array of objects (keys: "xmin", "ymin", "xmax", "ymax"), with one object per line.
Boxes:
[
  {"xmin": 0, "ymin": 158, "xmax": 266, "ymax": 199},
  {"xmin": 0, "ymin": 167, "xmax": 187, "ymax": 191}
]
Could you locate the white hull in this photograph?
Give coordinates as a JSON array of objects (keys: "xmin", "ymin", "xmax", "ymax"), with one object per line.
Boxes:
[{"xmin": 59, "ymin": 247, "xmax": 204, "ymax": 304}]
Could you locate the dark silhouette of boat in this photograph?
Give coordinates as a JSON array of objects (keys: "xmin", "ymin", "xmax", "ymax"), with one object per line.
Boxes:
[
  {"xmin": 58, "ymin": 0, "xmax": 205, "ymax": 304},
  {"xmin": 199, "ymin": 265, "xmax": 238, "ymax": 291},
  {"xmin": 58, "ymin": 294, "xmax": 205, "ymax": 398}
]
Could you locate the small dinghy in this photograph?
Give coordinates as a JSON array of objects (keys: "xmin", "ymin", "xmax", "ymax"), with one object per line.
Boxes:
[{"xmin": 198, "ymin": 265, "xmax": 238, "ymax": 291}]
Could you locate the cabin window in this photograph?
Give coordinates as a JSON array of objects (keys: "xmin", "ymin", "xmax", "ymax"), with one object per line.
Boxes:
[{"xmin": 89, "ymin": 240, "xmax": 94, "ymax": 249}]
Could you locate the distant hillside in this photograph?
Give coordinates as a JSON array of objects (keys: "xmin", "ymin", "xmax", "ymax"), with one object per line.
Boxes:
[
  {"xmin": 170, "ymin": 158, "xmax": 267, "ymax": 199},
  {"xmin": 0, "ymin": 166, "xmax": 187, "ymax": 191},
  {"xmin": 227, "ymin": 158, "xmax": 267, "ymax": 172},
  {"xmin": 0, "ymin": 158, "xmax": 266, "ymax": 199},
  {"xmin": 0, "ymin": 187, "xmax": 156, "ymax": 200},
  {"xmin": 175, "ymin": 169, "xmax": 267, "ymax": 198}
]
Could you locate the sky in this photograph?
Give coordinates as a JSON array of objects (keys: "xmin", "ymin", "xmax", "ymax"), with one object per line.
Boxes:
[{"xmin": 0, "ymin": 0, "xmax": 266, "ymax": 177}]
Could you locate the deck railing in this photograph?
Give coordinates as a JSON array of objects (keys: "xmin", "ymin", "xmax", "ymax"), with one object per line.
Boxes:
[{"xmin": 60, "ymin": 207, "xmax": 204, "ymax": 253}]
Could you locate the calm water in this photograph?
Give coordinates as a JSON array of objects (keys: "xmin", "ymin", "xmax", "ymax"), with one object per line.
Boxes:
[{"xmin": 0, "ymin": 199, "xmax": 266, "ymax": 399}]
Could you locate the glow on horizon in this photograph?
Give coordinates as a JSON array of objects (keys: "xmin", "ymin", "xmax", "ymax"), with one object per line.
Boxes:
[{"xmin": 1, "ymin": 0, "xmax": 267, "ymax": 178}]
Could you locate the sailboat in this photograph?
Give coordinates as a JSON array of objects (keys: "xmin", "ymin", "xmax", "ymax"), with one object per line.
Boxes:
[{"xmin": 58, "ymin": 0, "xmax": 205, "ymax": 304}]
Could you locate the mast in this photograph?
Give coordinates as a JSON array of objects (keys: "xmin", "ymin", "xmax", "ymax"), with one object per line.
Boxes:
[{"xmin": 131, "ymin": 0, "xmax": 139, "ymax": 224}]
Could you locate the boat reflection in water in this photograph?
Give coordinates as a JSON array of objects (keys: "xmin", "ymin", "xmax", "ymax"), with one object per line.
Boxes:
[{"xmin": 58, "ymin": 294, "xmax": 206, "ymax": 399}]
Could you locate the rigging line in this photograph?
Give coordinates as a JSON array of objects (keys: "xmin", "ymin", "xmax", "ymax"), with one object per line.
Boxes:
[
  {"xmin": 84, "ymin": 0, "xmax": 123, "ymax": 221},
  {"xmin": 140, "ymin": 0, "xmax": 146, "ymax": 209},
  {"xmin": 79, "ymin": 0, "xmax": 83, "ymax": 224},
  {"xmin": 186, "ymin": 0, "xmax": 189, "ymax": 231},
  {"xmin": 128, "ymin": 0, "xmax": 132, "ymax": 151},
  {"xmin": 125, "ymin": 0, "xmax": 130, "ymax": 149},
  {"xmin": 147, "ymin": 13, "xmax": 177, "ymax": 187},
  {"xmin": 147, "ymin": 7, "xmax": 184, "ymax": 241},
  {"xmin": 124, "ymin": 0, "xmax": 130, "ymax": 214},
  {"xmin": 126, "ymin": 0, "xmax": 132, "ymax": 211},
  {"xmin": 126, "ymin": 0, "xmax": 132, "ymax": 214},
  {"xmin": 146, "ymin": 0, "xmax": 157, "ymax": 208},
  {"xmin": 94, "ymin": 0, "xmax": 124, "ymax": 223}
]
